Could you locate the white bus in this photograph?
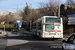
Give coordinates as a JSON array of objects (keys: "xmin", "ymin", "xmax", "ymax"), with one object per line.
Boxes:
[{"xmin": 32, "ymin": 16, "xmax": 63, "ymax": 39}]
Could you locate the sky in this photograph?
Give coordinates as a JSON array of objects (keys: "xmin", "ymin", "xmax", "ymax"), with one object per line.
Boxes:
[{"xmin": 0, "ymin": 0, "xmax": 67, "ymax": 13}]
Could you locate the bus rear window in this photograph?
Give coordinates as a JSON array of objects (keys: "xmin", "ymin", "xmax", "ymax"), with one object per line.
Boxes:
[
  {"xmin": 46, "ymin": 18, "xmax": 60, "ymax": 22},
  {"xmin": 45, "ymin": 24, "xmax": 54, "ymax": 31}
]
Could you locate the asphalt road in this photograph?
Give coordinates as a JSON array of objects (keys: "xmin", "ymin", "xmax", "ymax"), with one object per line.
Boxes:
[{"xmin": 5, "ymin": 31, "xmax": 63, "ymax": 50}]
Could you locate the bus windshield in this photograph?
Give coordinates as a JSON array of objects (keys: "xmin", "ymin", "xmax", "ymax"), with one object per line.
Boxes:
[{"xmin": 46, "ymin": 18, "xmax": 60, "ymax": 22}]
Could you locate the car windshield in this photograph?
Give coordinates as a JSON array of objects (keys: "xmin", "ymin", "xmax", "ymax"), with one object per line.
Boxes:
[{"xmin": 0, "ymin": 0, "xmax": 65, "ymax": 50}]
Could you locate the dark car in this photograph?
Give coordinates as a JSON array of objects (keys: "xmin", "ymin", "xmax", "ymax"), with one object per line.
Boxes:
[
  {"xmin": 62, "ymin": 33, "xmax": 75, "ymax": 50},
  {"xmin": 11, "ymin": 28, "xmax": 18, "ymax": 34}
]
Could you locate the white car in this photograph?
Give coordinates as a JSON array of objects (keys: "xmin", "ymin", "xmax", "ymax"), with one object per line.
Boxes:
[{"xmin": 62, "ymin": 33, "xmax": 75, "ymax": 50}]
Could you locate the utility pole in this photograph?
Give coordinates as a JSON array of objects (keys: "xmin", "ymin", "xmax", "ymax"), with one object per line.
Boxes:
[
  {"xmin": 13, "ymin": 5, "xmax": 18, "ymax": 28},
  {"xmin": 58, "ymin": 0, "xmax": 60, "ymax": 17},
  {"xmin": 17, "ymin": 5, "xmax": 18, "ymax": 16},
  {"xmin": 16, "ymin": 5, "xmax": 18, "ymax": 28},
  {"xmin": 4, "ymin": 24, "xmax": 5, "ymax": 33}
]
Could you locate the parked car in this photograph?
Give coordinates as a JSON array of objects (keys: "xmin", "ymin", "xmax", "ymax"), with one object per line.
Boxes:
[
  {"xmin": 0, "ymin": 31, "xmax": 7, "ymax": 36},
  {"xmin": 11, "ymin": 28, "xmax": 18, "ymax": 34},
  {"xmin": 62, "ymin": 33, "xmax": 75, "ymax": 50}
]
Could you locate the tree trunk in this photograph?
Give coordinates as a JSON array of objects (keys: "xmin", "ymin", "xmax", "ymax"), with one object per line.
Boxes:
[{"xmin": 27, "ymin": 23, "xmax": 28, "ymax": 29}]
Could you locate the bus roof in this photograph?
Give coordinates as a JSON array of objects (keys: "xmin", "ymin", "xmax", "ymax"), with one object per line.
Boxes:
[
  {"xmin": 33, "ymin": 18, "xmax": 42, "ymax": 24},
  {"xmin": 33, "ymin": 16, "xmax": 59, "ymax": 24},
  {"xmin": 42, "ymin": 16, "xmax": 58, "ymax": 18}
]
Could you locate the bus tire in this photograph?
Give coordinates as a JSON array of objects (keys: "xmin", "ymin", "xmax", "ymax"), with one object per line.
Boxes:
[
  {"xmin": 39, "ymin": 38, "xmax": 43, "ymax": 40},
  {"xmin": 32, "ymin": 34, "xmax": 35, "ymax": 36},
  {"xmin": 58, "ymin": 38, "xmax": 62, "ymax": 40}
]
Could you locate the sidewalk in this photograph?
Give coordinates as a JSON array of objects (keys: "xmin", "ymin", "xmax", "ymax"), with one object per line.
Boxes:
[
  {"xmin": 7, "ymin": 32, "xmax": 19, "ymax": 37},
  {"xmin": 0, "ymin": 30, "xmax": 20, "ymax": 50},
  {"xmin": 0, "ymin": 30, "xmax": 7, "ymax": 50},
  {"xmin": 19, "ymin": 30, "xmax": 32, "ymax": 34},
  {"xmin": 0, "ymin": 36, "xmax": 7, "ymax": 50}
]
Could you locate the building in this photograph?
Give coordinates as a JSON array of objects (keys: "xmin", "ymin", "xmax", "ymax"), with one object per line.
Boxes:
[
  {"xmin": 64, "ymin": 5, "xmax": 75, "ymax": 9},
  {"xmin": 0, "ymin": 10, "xmax": 9, "ymax": 16}
]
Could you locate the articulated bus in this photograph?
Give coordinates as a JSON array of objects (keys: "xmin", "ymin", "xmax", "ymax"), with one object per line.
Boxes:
[{"xmin": 32, "ymin": 16, "xmax": 63, "ymax": 39}]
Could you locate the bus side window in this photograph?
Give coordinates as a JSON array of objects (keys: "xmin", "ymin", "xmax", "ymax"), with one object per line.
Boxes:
[
  {"xmin": 39, "ymin": 22, "xmax": 42, "ymax": 30},
  {"xmin": 32, "ymin": 23, "xmax": 36, "ymax": 29}
]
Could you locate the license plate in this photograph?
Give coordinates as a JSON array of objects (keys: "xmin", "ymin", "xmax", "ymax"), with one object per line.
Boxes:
[{"xmin": 49, "ymin": 33, "xmax": 56, "ymax": 35}]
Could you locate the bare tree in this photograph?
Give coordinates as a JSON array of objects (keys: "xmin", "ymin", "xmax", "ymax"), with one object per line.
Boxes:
[
  {"xmin": 19, "ymin": 9, "xmax": 31, "ymax": 28},
  {"xmin": 39, "ymin": 0, "xmax": 58, "ymax": 16},
  {"xmin": 0, "ymin": 16, "xmax": 5, "ymax": 22},
  {"xmin": 19, "ymin": 10, "xmax": 26, "ymax": 20},
  {"xmin": 67, "ymin": 0, "xmax": 75, "ymax": 5},
  {"xmin": 5, "ymin": 13, "xmax": 16, "ymax": 24},
  {"xmin": 32, "ymin": 9, "xmax": 37, "ymax": 21}
]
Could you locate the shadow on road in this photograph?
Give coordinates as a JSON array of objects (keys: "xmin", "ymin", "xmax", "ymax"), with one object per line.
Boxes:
[
  {"xmin": 6, "ymin": 35, "xmax": 59, "ymax": 41},
  {"xmin": 5, "ymin": 41, "xmax": 62, "ymax": 50}
]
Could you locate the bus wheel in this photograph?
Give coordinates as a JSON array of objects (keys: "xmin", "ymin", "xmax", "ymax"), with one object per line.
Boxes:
[
  {"xmin": 32, "ymin": 34, "xmax": 34, "ymax": 36},
  {"xmin": 58, "ymin": 38, "xmax": 62, "ymax": 40},
  {"xmin": 55, "ymin": 38, "xmax": 58, "ymax": 40},
  {"xmin": 39, "ymin": 38, "xmax": 43, "ymax": 40}
]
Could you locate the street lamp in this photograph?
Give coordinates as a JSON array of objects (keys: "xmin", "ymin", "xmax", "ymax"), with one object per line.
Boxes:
[{"xmin": 13, "ymin": 5, "xmax": 18, "ymax": 28}]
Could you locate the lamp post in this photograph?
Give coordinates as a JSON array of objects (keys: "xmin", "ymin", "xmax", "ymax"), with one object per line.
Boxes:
[{"xmin": 13, "ymin": 5, "xmax": 18, "ymax": 28}]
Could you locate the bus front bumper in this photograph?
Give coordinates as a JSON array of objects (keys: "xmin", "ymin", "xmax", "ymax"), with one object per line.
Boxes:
[{"xmin": 41, "ymin": 35, "xmax": 63, "ymax": 38}]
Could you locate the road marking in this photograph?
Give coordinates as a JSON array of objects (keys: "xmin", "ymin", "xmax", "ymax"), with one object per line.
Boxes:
[
  {"xmin": 7, "ymin": 39, "xmax": 28, "ymax": 46},
  {"xmin": 20, "ymin": 48, "xmax": 32, "ymax": 50},
  {"xmin": 50, "ymin": 46, "xmax": 62, "ymax": 48}
]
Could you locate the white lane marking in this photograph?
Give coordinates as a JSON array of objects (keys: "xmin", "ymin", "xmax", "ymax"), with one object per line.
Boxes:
[
  {"xmin": 20, "ymin": 48, "xmax": 32, "ymax": 50},
  {"xmin": 7, "ymin": 39, "xmax": 28, "ymax": 46}
]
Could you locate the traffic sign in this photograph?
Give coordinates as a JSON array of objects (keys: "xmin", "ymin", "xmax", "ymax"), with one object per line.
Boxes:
[
  {"xmin": 68, "ymin": 23, "xmax": 75, "ymax": 25},
  {"xmin": 18, "ymin": 22, "xmax": 22, "ymax": 25},
  {"xmin": 18, "ymin": 27, "xmax": 21, "ymax": 30},
  {"xmin": 68, "ymin": 21, "xmax": 75, "ymax": 23},
  {"xmin": 68, "ymin": 15, "xmax": 75, "ymax": 17},
  {"xmin": 68, "ymin": 18, "xmax": 75, "ymax": 20},
  {"xmin": 68, "ymin": 15, "xmax": 75, "ymax": 25},
  {"xmin": 19, "ymin": 25, "xmax": 21, "ymax": 27}
]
